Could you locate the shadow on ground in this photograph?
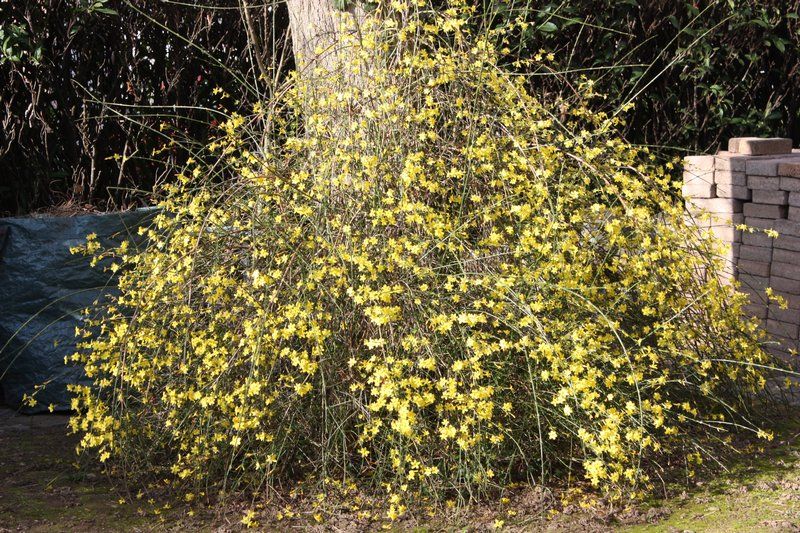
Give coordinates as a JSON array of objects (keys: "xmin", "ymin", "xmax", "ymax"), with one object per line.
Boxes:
[{"xmin": 0, "ymin": 408, "xmax": 208, "ymax": 532}]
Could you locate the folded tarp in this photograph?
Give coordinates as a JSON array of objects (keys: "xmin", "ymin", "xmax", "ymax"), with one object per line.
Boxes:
[{"xmin": 0, "ymin": 209, "xmax": 156, "ymax": 412}]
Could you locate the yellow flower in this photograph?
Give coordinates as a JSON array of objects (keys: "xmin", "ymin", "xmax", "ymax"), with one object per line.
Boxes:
[
  {"xmin": 241, "ymin": 510, "xmax": 258, "ymax": 528},
  {"xmin": 294, "ymin": 383, "xmax": 313, "ymax": 396}
]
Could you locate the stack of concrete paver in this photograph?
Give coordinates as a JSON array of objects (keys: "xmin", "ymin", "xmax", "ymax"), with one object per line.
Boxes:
[{"xmin": 683, "ymin": 137, "xmax": 800, "ymax": 360}]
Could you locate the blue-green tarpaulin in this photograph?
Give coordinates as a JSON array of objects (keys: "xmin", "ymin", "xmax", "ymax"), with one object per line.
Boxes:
[{"xmin": 0, "ymin": 209, "xmax": 156, "ymax": 412}]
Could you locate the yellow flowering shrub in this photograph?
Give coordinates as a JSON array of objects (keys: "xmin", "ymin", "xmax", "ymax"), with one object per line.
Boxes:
[{"xmin": 70, "ymin": 0, "xmax": 773, "ymax": 513}]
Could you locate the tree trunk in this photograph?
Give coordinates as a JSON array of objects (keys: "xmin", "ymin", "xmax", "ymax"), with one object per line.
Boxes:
[{"xmin": 285, "ymin": 0, "xmax": 365, "ymax": 87}]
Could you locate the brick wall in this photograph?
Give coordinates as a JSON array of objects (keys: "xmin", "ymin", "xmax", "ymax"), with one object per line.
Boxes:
[{"xmin": 683, "ymin": 137, "xmax": 800, "ymax": 359}]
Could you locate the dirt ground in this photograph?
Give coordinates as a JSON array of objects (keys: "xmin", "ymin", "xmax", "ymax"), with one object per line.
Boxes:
[
  {"xmin": 2, "ymin": 407, "xmax": 800, "ymax": 532},
  {"xmin": 0, "ymin": 408, "xmax": 214, "ymax": 532}
]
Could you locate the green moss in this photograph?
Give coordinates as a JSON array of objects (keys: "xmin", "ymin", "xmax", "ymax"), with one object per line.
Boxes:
[{"xmin": 622, "ymin": 418, "xmax": 800, "ymax": 532}]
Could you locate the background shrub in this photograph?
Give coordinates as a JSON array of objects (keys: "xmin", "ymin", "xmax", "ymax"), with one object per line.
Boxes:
[
  {"xmin": 487, "ymin": 0, "xmax": 800, "ymax": 152},
  {"xmin": 2, "ymin": 0, "xmax": 797, "ymax": 215},
  {"xmin": 0, "ymin": 0, "xmax": 290, "ymax": 215}
]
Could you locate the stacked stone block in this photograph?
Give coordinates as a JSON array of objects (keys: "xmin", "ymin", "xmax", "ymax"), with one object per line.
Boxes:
[{"xmin": 683, "ymin": 137, "xmax": 800, "ymax": 360}]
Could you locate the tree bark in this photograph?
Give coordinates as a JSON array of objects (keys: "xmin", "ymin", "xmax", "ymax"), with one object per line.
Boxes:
[{"xmin": 285, "ymin": 0, "xmax": 365, "ymax": 86}]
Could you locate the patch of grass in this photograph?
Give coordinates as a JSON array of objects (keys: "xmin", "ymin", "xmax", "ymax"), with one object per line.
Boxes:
[{"xmin": 621, "ymin": 418, "xmax": 800, "ymax": 532}]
